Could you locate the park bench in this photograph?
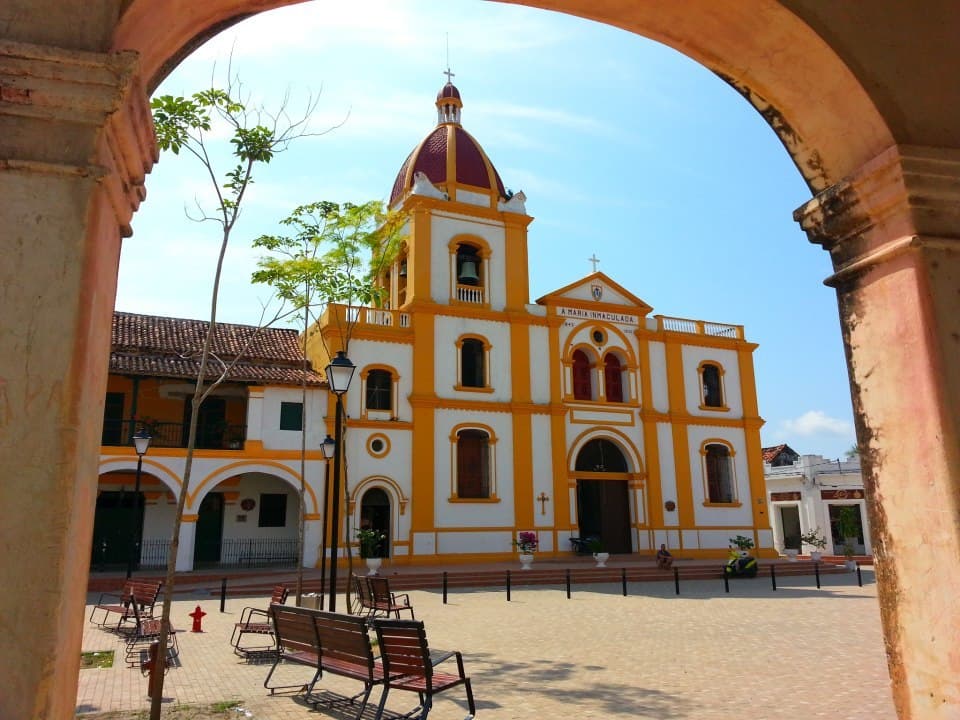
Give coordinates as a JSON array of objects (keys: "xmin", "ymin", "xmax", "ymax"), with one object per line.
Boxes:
[
  {"xmin": 265, "ymin": 605, "xmax": 386, "ymax": 720},
  {"xmin": 367, "ymin": 576, "xmax": 415, "ymax": 619},
  {"xmin": 372, "ymin": 618, "xmax": 476, "ymax": 720},
  {"xmin": 351, "ymin": 574, "xmax": 377, "ymax": 618},
  {"xmin": 88, "ymin": 579, "xmax": 162, "ymax": 631},
  {"xmin": 123, "ymin": 593, "xmax": 179, "ymax": 667},
  {"xmin": 231, "ymin": 584, "xmax": 288, "ymax": 657}
]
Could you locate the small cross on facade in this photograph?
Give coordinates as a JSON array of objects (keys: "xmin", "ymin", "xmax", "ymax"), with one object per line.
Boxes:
[
  {"xmin": 588, "ymin": 254, "xmax": 600, "ymax": 273},
  {"xmin": 537, "ymin": 492, "xmax": 549, "ymax": 515}
]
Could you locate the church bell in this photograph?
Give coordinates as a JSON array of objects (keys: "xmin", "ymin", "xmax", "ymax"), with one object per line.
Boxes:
[{"xmin": 458, "ymin": 256, "xmax": 479, "ymax": 285}]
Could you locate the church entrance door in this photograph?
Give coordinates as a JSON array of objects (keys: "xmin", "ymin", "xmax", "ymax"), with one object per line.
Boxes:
[
  {"xmin": 360, "ymin": 488, "xmax": 391, "ymax": 558},
  {"xmin": 576, "ymin": 479, "xmax": 631, "ymax": 554}
]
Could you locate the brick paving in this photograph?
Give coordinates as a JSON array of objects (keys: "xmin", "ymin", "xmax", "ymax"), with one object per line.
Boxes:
[{"xmin": 78, "ymin": 568, "xmax": 895, "ymax": 719}]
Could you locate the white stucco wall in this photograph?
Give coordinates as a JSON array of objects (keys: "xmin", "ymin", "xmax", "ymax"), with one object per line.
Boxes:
[
  {"xmin": 647, "ymin": 341, "xmax": 669, "ymax": 413},
  {"xmin": 685, "ymin": 425, "xmax": 753, "ymax": 527},
  {"xmin": 528, "ymin": 324, "xmax": 551, "ymax": 403},
  {"xmin": 434, "ymin": 315, "xmax": 512, "ymax": 402},
  {"xmin": 430, "ymin": 212, "xmax": 507, "ymax": 310},
  {"xmin": 259, "ymin": 386, "xmax": 327, "ymax": 450}
]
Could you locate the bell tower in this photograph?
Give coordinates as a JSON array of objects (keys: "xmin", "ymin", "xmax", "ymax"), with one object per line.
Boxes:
[{"xmin": 384, "ymin": 76, "xmax": 532, "ymax": 311}]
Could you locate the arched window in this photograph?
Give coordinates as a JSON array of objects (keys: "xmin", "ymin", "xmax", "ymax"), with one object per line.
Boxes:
[
  {"xmin": 575, "ymin": 438, "xmax": 628, "ymax": 473},
  {"xmin": 572, "ymin": 350, "xmax": 592, "ymax": 400},
  {"xmin": 461, "ymin": 338, "xmax": 485, "ymax": 388},
  {"xmin": 701, "ymin": 362, "xmax": 724, "ymax": 408},
  {"xmin": 365, "ymin": 369, "xmax": 392, "ymax": 411},
  {"xmin": 705, "ymin": 443, "xmax": 735, "ymax": 503},
  {"xmin": 603, "ymin": 354, "xmax": 623, "ymax": 403},
  {"xmin": 457, "ymin": 429, "xmax": 490, "ymax": 498}
]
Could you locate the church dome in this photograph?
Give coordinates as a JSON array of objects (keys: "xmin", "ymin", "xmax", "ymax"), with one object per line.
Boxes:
[{"xmin": 390, "ymin": 81, "xmax": 506, "ymax": 208}]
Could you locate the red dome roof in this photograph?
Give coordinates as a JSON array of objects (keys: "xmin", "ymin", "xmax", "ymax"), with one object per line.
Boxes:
[
  {"xmin": 437, "ymin": 82, "xmax": 461, "ymax": 101},
  {"xmin": 390, "ymin": 84, "xmax": 506, "ymax": 207}
]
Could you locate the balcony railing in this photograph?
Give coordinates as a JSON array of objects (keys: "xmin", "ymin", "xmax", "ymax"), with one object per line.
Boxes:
[
  {"xmin": 324, "ymin": 304, "xmax": 411, "ymax": 330},
  {"xmin": 655, "ymin": 315, "xmax": 744, "ymax": 340},
  {"xmin": 91, "ymin": 538, "xmax": 298, "ymax": 570},
  {"xmin": 101, "ymin": 419, "xmax": 247, "ymax": 450},
  {"xmin": 456, "ymin": 284, "xmax": 485, "ymax": 304}
]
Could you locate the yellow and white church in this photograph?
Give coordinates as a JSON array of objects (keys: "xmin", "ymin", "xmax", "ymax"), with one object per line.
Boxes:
[{"xmin": 309, "ymin": 79, "xmax": 773, "ymax": 563}]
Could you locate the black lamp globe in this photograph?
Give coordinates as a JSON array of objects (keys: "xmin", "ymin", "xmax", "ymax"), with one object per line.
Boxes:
[
  {"xmin": 325, "ymin": 350, "xmax": 356, "ymax": 395},
  {"xmin": 132, "ymin": 430, "xmax": 152, "ymax": 456},
  {"xmin": 321, "ymin": 434, "xmax": 336, "ymax": 459}
]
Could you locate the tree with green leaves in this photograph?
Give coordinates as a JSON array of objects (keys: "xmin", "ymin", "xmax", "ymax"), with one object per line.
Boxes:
[
  {"xmin": 252, "ymin": 200, "xmax": 405, "ymax": 605},
  {"xmin": 147, "ymin": 78, "xmax": 335, "ymax": 719}
]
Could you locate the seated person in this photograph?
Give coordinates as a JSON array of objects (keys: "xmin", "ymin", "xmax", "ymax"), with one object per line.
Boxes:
[{"xmin": 656, "ymin": 543, "xmax": 673, "ymax": 569}]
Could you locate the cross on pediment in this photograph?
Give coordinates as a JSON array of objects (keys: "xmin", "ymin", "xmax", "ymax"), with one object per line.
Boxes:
[{"xmin": 588, "ymin": 254, "xmax": 600, "ymax": 273}]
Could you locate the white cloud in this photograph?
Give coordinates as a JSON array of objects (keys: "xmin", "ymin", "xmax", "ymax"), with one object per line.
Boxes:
[{"xmin": 781, "ymin": 410, "xmax": 852, "ymax": 437}]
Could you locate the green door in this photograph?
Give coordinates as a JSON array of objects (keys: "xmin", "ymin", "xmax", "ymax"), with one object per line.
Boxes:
[
  {"xmin": 194, "ymin": 492, "xmax": 224, "ymax": 564},
  {"xmin": 91, "ymin": 491, "xmax": 142, "ymax": 569}
]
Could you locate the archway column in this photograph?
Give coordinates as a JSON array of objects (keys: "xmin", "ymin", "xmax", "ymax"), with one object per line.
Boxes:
[
  {"xmin": 0, "ymin": 40, "xmax": 155, "ymax": 720},
  {"xmin": 176, "ymin": 515, "xmax": 198, "ymax": 572},
  {"xmin": 796, "ymin": 144, "xmax": 960, "ymax": 719}
]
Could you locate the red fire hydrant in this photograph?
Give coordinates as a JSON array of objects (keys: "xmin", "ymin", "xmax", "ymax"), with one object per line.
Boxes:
[{"xmin": 188, "ymin": 604, "xmax": 207, "ymax": 633}]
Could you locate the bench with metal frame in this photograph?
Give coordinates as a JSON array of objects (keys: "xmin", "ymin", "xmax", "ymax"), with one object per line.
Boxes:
[
  {"xmin": 230, "ymin": 584, "xmax": 289, "ymax": 657},
  {"xmin": 371, "ymin": 617, "xmax": 475, "ymax": 720}
]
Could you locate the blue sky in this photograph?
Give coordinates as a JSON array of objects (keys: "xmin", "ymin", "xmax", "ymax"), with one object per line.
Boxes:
[{"xmin": 117, "ymin": 0, "xmax": 856, "ymax": 460}]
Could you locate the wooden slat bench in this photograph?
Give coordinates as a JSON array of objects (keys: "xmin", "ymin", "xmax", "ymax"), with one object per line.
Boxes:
[
  {"xmin": 231, "ymin": 585, "xmax": 288, "ymax": 657},
  {"xmin": 88, "ymin": 580, "xmax": 162, "ymax": 631},
  {"xmin": 265, "ymin": 605, "xmax": 386, "ymax": 720}
]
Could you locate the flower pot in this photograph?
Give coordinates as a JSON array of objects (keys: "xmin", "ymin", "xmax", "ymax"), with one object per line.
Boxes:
[
  {"xmin": 593, "ymin": 552, "xmax": 609, "ymax": 568},
  {"xmin": 844, "ymin": 559, "xmax": 858, "ymax": 572},
  {"xmin": 809, "ymin": 550, "xmax": 822, "ymax": 562},
  {"xmin": 365, "ymin": 557, "xmax": 382, "ymax": 576},
  {"xmin": 784, "ymin": 549, "xmax": 798, "ymax": 561},
  {"xmin": 518, "ymin": 552, "xmax": 534, "ymax": 570}
]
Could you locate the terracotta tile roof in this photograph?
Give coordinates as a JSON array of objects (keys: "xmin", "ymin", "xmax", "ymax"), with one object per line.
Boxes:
[
  {"xmin": 762, "ymin": 444, "xmax": 798, "ymax": 463},
  {"xmin": 110, "ymin": 311, "xmax": 326, "ymax": 386}
]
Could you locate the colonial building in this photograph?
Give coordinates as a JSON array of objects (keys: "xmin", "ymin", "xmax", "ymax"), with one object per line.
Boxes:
[
  {"xmin": 763, "ymin": 444, "xmax": 872, "ymax": 557},
  {"xmin": 96, "ymin": 312, "xmax": 329, "ymax": 572},
  {"xmin": 307, "ymin": 80, "xmax": 773, "ymax": 564},
  {"xmin": 96, "ymin": 81, "xmax": 773, "ymax": 572}
]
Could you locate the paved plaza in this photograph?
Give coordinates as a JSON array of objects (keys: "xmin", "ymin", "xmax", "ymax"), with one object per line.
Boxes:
[{"xmin": 78, "ymin": 570, "xmax": 895, "ymax": 719}]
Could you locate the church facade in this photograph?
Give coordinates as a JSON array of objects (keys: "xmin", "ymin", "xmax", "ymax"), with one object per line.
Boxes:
[{"xmin": 310, "ymin": 80, "xmax": 773, "ymax": 563}]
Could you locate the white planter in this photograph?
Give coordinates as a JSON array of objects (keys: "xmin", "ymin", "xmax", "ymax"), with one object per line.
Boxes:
[
  {"xmin": 593, "ymin": 552, "xmax": 609, "ymax": 568},
  {"xmin": 809, "ymin": 550, "xmax": 822, "ymax": 562},
  {"xmin": 518, "ymin": 553, "xmax": 534, "ymax": 570},
  {"xmin": 784, "ymin": 549, "xmax": 799, "ymax": 561},
  {"xmin": 365, "ymin": 557, "xmax": 382, "ymax": 576},
  {"xmin": 845, "ymin": 559, "xmax": 858, "ymax": 572}
]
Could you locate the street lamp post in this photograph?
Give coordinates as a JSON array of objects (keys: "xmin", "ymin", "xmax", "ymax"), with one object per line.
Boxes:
[
  {"xmin": 319, "ymin": 433, "xmax": 336, "ymax": 611},
  {"xmin": 324, "ymin": 350, "xmax": 356, "ymax": 613},
  {"xmin": 126, "ymin": 430, "xmax": 151, "ymax": 579}
]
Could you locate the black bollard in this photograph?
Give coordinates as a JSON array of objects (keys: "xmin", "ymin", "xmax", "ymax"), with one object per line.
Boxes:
[
  {"xmin": 220, "ymin": 577, "xmax": 227, "ymax": 613},
  {"xmin": 443, "ymin": 571, "xmax": 448, "ymax": 604},
  {"xmin": 674, "ymin": 566, "xmax": 680, "ymax": 595},
  {"xmin": 506, "ymin": 570, "xmax": 511, "ymax": 602},
  {"xmin": 771, "ymin": 564, "xmax": 777, "ymax": 591},
  {"xmin": 814, "ymin": 562, "xmax": 821, "ymax": 589},
  {"xmin": 566, "ymin": 569, "xmax": 571, "ymax": 599},
  {"xmin": 621, "ymin": 568, "xmax": 627, "ymax": 597},
  {"xmin": 723, "ymin": 567, "xmax": 730, "ymax": 593},
  {"xmin": 857, "ymin": 565, "xmax": 863, "ymax": 587}
]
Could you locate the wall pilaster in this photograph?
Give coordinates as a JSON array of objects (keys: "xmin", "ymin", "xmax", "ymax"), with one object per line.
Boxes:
[
  {"xmin": 795, "ymin": 144, "xmax": 960, "ymax": 719},
  {"xmin": 0, "ymin": 40, "xmax": 155, "ymax": 720}
]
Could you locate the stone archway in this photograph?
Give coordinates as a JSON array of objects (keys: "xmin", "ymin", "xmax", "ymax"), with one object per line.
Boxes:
[{"xmin": 3, "ymin": 3, "xmax": 960, "ymax": 718}]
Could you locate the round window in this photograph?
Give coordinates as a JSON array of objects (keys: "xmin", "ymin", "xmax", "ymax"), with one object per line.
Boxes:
[
  {"xmin": 367, "ymin": 434, "xmax": 390, "ymax": 457},
  {"xmin": 592, "ymin": 329, "xmax": 606, "ymax": 345}
]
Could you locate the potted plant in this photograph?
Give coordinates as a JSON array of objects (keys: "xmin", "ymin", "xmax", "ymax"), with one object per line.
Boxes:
[
  {"xmin": 513, "ymin": 531, "xmax": 538, "ymax": 570},
  {"xmin": 837, "ymin": 507, "xmax": 860, "ymax": 570},
  {"xmin": 356, "ymin": 527, "xmax": 386, "ymax": 576},
  {"xmin": 587, "ymin": 537, "xmax": 609, "ymax": 568},
  {"xmin": 799, "ymin": 527, "xmax": 828, "ymax": 562}
]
